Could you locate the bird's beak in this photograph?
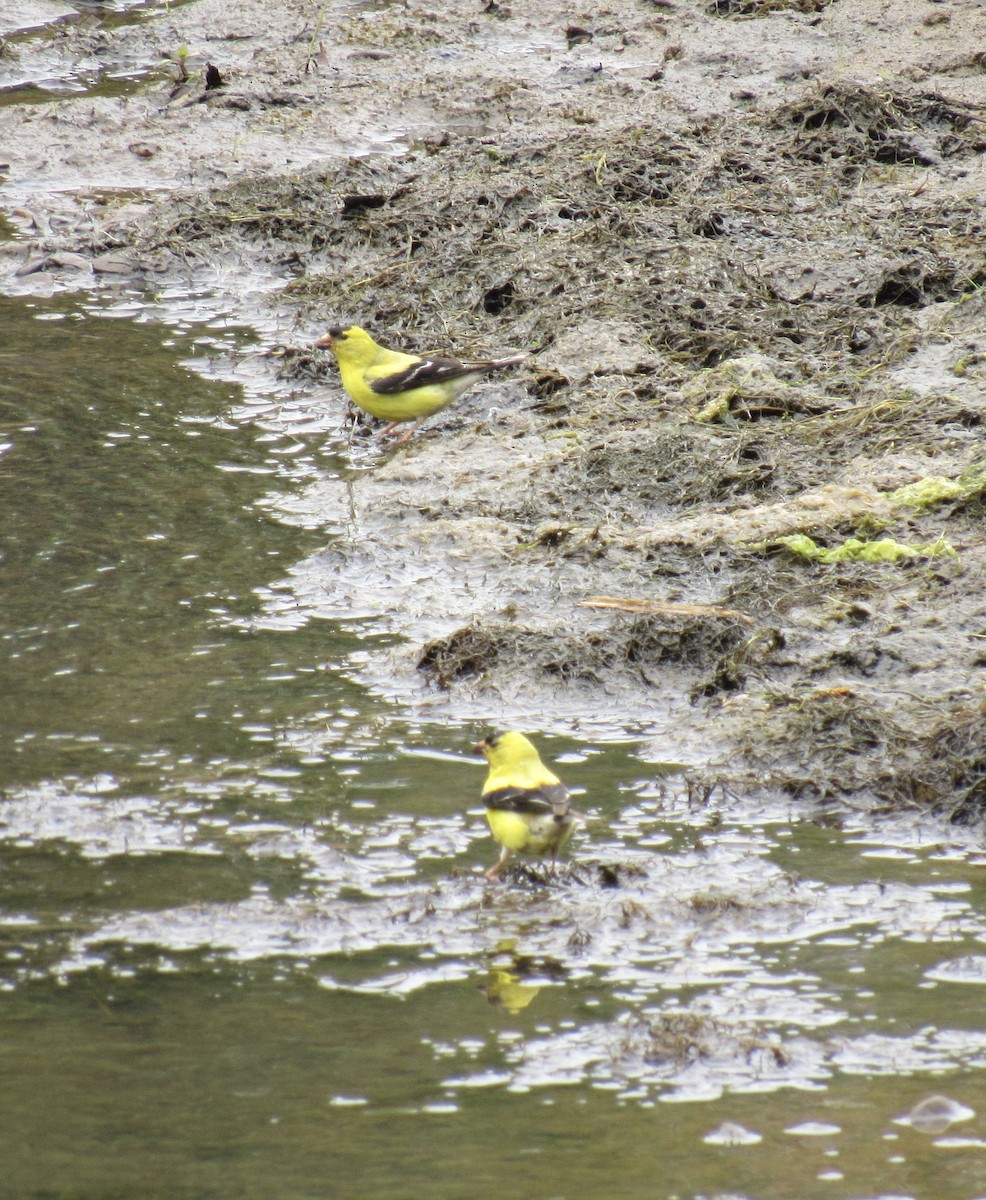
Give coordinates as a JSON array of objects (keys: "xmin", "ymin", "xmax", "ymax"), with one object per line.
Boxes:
[
  {"xmin": 314, "ymin": 331, "xmax": 334, "ymax": 350},
  {"xmin": 472, "ymin": 740, "xmax": 490, "ymax": 757}
]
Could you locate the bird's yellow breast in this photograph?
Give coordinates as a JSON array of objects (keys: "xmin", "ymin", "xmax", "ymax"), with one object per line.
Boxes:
[{"xmin": 339, "ymin": 359, "xmax": 454, "ymax": 423}]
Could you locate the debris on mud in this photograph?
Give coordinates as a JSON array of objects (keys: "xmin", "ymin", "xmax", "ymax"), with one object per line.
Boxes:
[
  {"xmin": 622, "ymin": 1010, "xmax": 789, "ymax": 1071},
  {"xmin": 733, "ymin": 690, "xmax": 986, "ymax": 822},
  {"xmin": 774, "ymin": 82, "xmax": 985, "ymax": 174},
  {"xmin": 418, "ymin": 610, "xmax": 778, "ymax": 699}
]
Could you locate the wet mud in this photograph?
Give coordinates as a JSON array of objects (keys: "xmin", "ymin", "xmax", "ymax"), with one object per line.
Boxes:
[{"xmin": 2, "ymin": 0, "xmax": 986, "ymax": 818}]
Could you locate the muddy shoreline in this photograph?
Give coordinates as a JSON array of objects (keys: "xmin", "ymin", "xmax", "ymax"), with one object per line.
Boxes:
[{"xmin": 3, "ymin": 0, "xmax": 985, "ymax": 818}]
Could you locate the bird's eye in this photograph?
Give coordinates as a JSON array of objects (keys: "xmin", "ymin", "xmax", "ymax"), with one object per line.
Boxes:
[{"xmin": 328, "ymin": 326, "xmax": 346, "ymax": 339}]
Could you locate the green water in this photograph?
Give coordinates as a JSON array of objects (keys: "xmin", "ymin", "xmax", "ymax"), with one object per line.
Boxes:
[
  {"xmin": 0, "ymin": 0, "xmax": 192, "ymax": 108},
  {"xmin": 1, "ymin": 296, "xmax": 986, "ymax": 1200},
  {"xmin": 0, "ymin": 296, "xmax": 364, "ymax": 788}
]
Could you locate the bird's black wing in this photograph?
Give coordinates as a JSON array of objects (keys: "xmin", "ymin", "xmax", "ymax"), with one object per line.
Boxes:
[
  {"xmin": 483, "ymin": 783, "xmax": 571, "ymax": 818},
  {"xmin": 369, "ymin": 355, "xmax": 475, "ymax": 395}
]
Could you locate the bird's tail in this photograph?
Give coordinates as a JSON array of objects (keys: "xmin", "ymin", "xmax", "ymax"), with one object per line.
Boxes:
[{"xmin": 465, "ymin": 354, "xmax": 526, "ymax": 371}]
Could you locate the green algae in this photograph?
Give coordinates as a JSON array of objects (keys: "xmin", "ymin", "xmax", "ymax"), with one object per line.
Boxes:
[
  {"xmin": 769, "ymin": 533, "xmax": 956, "ymax": 563},
  {"xmin": 888, "ymin": 460, "xmax": 986, "ymax": 510}
]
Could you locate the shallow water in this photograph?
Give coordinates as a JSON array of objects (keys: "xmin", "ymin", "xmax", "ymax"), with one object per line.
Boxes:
[
  {"xmin": 2, "ymin": 294, "xmax": 986, "ymax": 1200},
  {"xmin": 0, "ymin": 0, "xmax": 188, "ymax": 106}
]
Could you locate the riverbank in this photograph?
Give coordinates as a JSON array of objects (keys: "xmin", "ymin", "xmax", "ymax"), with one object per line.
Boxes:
[{"xmin": 3, "ymin": 0, "xmax": 985, "ymax": 817}]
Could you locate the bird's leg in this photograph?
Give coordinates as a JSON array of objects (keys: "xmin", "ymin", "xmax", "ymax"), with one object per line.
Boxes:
[
  {"xmin": 392, "ymin": 420, "xmax": 422, "ymax": 446},
  {"xmin": 374, "ymin": 420, "xmax": 421, "ymax": 445},
  {"xmin": 484, "ymin": 848, "xmax": 511, "ymax": 881}
]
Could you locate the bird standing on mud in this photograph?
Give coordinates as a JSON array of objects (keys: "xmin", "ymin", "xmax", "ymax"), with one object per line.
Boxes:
[
  {"xmin": 314, "ymin": 325, "xmax": 525, "ymax": 444},
  {"xmin": 474, "ymin": 731, "xmax": 584, "ymax": 880}
]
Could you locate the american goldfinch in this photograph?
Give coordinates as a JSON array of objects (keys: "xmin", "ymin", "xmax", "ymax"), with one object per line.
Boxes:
[
  {"xmin": 314, "ymin": 325, "xmax": 525, "ymax": 444},
  {"xmin": 474, "ymin": 731, "xmax": 584, "ymax": 880}
]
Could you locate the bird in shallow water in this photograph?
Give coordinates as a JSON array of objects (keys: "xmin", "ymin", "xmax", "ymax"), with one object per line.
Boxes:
[
  {"xmin": 314, "ymin": 325, "xmax": 525, "ymax": 444},
  {"xmin": 473, "ymin": 731, "xmax": 585, "ymax": 880}
]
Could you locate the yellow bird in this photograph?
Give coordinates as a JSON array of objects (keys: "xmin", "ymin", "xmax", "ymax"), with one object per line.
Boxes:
[
  {"xmin": 314, "ymin": 325, "xmax": 525, "ymax": 444},
  {"xmin": 473, "ymin": 731, "xmax": 584, "ymax": 880}
]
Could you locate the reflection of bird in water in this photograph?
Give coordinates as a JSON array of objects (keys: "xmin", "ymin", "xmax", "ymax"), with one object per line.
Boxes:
[
  {"xmin": 482, "ymin": 939, "xmax": 568, "ymax": 1014},
  {"xmin": 484, "ymin": 968, "xmax": 541, "ymax": 1014},
  {"xmin": 473, "ymin": 731, "xmax": 585, "ymax": 880}
]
